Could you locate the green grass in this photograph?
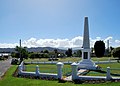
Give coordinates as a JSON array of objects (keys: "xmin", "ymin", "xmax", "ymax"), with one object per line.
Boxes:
[
  {"xmin": 0, "ymin": 57, "xmax": 119, "ymax": 86},
  {"xmin": 24, "ymin": 57, "xmax": 81, "ymax": 62},
  {"xmin": 99, "ymin": 63, "xmax": 120, "ymax": 75},
  {"xmin": 24, "ymin": 57, "xmax": 114, "ymax": 63},
  {"xmin": 25, "ymin": 64, "xmax": 71, "ymax": 76},
  {"xmin": 87, "ymin": 63, "xmax": 120, "ymax": 76},
  {"xmin": 1, "ymin": 66, "xmax": 120, "ymax": 86},
  {"xmin": 99, "ymin": 63, "xmax": 120, "ymax": 68},
  {"xmin": 91, "ymin": 57, "xmax": 112, "ymax": 61},
  {"xmin": 25, "ymin": 63, "xmax": 120, "ymax": 77}
]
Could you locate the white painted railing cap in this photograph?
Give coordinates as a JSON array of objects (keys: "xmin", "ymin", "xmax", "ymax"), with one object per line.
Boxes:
[
  {"xmin": 57, "ymin": 62, "xmax": 64, "ymax": 65},
  {"xmin": 36, "ymin": 65, "xmax": 39, "ymax": 67},
  {"xmin": 71, "ymin": 62, "xmax": 78, "ymax": 66}
]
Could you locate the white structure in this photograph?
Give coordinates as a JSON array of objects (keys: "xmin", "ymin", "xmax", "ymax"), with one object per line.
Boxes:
[
  {"xmin": 18, "ymin": 61, "xmax": 64, "ymax": 80},
  {"xmin": 71, "ymin": 62, "xmax": 78, "ymax": 80},
  {"xmin": 57, "ymin": 62, "xmax": 64, "ymax": 79},
  {"xmin": 78, "ymin": 17, "xmax": 96, "ymax": 70},
  {"xmin": 106, "ymin": 67, "xmax": 112, "ymax": 80},
  {"xmin": 71, "ymin": 64, "xmax": 114, "ymax": 81}
]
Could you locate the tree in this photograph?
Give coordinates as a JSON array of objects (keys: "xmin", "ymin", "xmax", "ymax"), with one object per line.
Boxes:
[
  {"xmin": 94, "ymin": 40, "xmax": 105, "ymax": 58},
  {"xmin": 11, "ymin": 52, "xmax": 16, "ymax": 58},
  {"xmin": 54, "ymin": 49, "xmax": 58, "ymax": 58},
  {"xmin": 73, "ymin": 50, "xmax": 82, "ymax": 57},
  {"xmin": 76, "ymin": 50, "xmax": 82, "ymax": 57},
  {"xmin": 111, "ymin": 47, "xmax": 120, "ymax": 59},
  {"xmin": 43, "ymin": 50, "xmax": 49, "ymax": 53},
  {"xmin": 15, "ymin": 46, "xmax": 28, "ymax": 63},
  {"xmin": 29, "ymin": 53, "xmax": 41, "ymax": 59},
  {"xmin": 91, "ymin": 47, "xmax": 94, "ymax": 53},
  {"xmin": 29, "ymin": 53, "xmax": 36, "ymax": 59},
  {"xmin": 110, "ymin": 46, "xmax": 114, "ymax": 52},
  {"xmin": 40, "ymin": 50, "xmax": 43, "ymax": 53},
  {"xmin": 65, "ymin": 48, "xmax": 72, "ymax": 57}
]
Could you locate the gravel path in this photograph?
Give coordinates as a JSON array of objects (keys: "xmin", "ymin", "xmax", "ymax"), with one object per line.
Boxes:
[{"xmin": 0, "ymin": 58, "xmax": 12, "ymax": 78}]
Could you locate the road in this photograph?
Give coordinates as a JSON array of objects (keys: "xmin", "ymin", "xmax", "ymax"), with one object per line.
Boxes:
[{"xmin": 0, "ymin": 58, "xmax": 11, "ymax": 78}]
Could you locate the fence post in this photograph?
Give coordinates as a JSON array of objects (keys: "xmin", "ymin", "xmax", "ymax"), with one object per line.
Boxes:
[
  {"xmin": 106, "ymin": 67, "xmax": 112, "ymax": 80},
  {"xmin": 57, "ymin": 62, "xmax": 64, "ymax": 80},
  {"xmin": 71, "ymin": 62, "xmax": 78, "ymax": 80},
  {"xmin": 108, "ymin": 58, "xmax": 111, "ymax": 63},
  {"xmin": 68, "ymin": 61, "xmax": 69, "ymax": 64},
  {"xmin": 18, "ymin": 65, "xmax": 22, "ymax": 74},
  {"xmin": 36, "ymin": 65, "xmax": 40, "ymax": 76},
  {"xmin": 23, "ymin": 62, "xmax": 25, "ymax": 71},
  {"xmin": 20, "ymin": 61, "xmax": 25, "ymax": 71}
]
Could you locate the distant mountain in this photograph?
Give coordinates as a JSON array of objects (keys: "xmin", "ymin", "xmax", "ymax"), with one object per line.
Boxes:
[
  {"xmin": 0, "ymin": 47, "xmax": 82, "ymax": 53},
  {"xmin": 0, "ymin": 47, "xmax": 66, "ymax": 53},
  {"xmin": 0, "ymin": 48, "xmax": 15, "ymax": 53},
  {"xmin": 26, "ymin": 47, "xmax": 66, "ymax": 53},
  {"xmin": 58, "ymin": 47, "xmax": 82, "ymax": 50}
]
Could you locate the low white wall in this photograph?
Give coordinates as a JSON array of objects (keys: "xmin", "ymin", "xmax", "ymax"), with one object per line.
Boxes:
[
  {"xmin": 71, "ymin": 62, "xmax": 113, "ymax": 81},
  {"xmin": 18, "ymin": 61, "xmax": 63, "ymax": 80},
  {"xmin": 25, "ymin": 61, "xmax": 72, "ymax": 65}
]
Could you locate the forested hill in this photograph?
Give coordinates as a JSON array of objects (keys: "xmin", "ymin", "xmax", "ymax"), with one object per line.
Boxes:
[{"xmin": 0, "ymin": 47, "xmax": 66, "ymax": 53}]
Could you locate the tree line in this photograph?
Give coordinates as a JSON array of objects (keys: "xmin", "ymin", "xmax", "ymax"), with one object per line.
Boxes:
[{"xmin": 11, "ymin": 40, "xmax": 120, "ymax": 63}]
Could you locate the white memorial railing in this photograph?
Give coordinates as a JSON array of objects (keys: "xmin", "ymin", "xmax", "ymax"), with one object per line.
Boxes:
[
  {"xmin": 18, "ymin": 61, "xmax": 64, "ymax": 80},
  {"xmin": 18, "ymin": 61, "xmax": 120, "ymax": 81},
  {"xmin": 71, "ymin": 62, "xmax": 120, "ymax": 81}
]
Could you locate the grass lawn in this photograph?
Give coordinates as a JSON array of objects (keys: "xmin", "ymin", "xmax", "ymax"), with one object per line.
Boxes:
[
  {"xmin": 24, "ymin": 56, "xmax": 119, "ymax": 77},
  {"xmin": 25, "ymin": 62, "xmax": 120, "ymax": 77},
  {"xmin": 87, "ymin": 63, "xmax": 120, "ymax": 76},
  {"xmin": 24, "ymin": 57, "xmax": 81, "ymax": 62},
  {"xmin": 24, "ymin": 57, "xmax": 114, "ymax": 63},
  {"xmin": 91, "ymin": 57, "xmax": 112, "ymax": 61},
  {"xmin": 1, "ymin": 66, "xmax": 120, "ymax": 86},
  {"xmin": 25, "ymin": 64, "xmax": 71, "ymax": 76}
]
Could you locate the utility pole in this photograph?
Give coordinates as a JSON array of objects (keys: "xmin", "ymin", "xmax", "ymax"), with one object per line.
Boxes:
[
  {"xmin": 19, "ymin": 39, "xmax": 22, "ymax": 63},
  {"xmin": 107, "ymin": 40, "xmax": 109, "ymax": 52}
]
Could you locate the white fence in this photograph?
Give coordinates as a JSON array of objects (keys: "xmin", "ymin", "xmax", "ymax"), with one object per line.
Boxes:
[
  {"xmin": 71, "ymin": 62, "xmax": 120, "ymax": 81},
  {"xmin": 18, "ymin": 61, "xmax": 120, "ymax": 81},
  {"xmin": 24, "ymin": 60, "xmax": 117, "ymax": 65},
  {"xmin": 18, "ymin": 61, "xmax": 63, "ymax": 80},
  {"xmin": 25, "ymin": 61, "xmax": 72, "ymax": 65}
]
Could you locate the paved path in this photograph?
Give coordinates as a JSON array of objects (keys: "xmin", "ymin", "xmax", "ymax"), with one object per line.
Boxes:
[
  {"xmin": 64, "ymin": 69, "xmax": 88, "ymax": 81},
  {"xmin": 0, "ymin": 58, "xmax": 11, "ymax": 78}
]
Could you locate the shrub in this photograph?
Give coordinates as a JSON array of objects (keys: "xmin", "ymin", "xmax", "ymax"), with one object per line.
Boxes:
[
  {"xmin": 111, "ymin": 47, "xmax": 120, "ymax": 59},
  {"xmin": 94, "ymin": 40, "xmax": 105, "ymax": 58},
  {"xmin": 11, "ymin": 58, "xmax": 18, "ymax": 65}
]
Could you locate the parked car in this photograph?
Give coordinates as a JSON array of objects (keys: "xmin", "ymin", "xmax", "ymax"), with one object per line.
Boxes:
[
  {"xmin": 48, "ymin": 58, "xmax": 58, "ymax": 61},
  {"xmin": 11, "ymin": 58, "xmax": 18, "ymax": 65}
]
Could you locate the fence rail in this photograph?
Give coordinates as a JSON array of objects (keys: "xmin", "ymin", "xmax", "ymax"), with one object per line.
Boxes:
[{"xmin": 25, "ymin": 61, "xmax": 73, "ymax": 65}]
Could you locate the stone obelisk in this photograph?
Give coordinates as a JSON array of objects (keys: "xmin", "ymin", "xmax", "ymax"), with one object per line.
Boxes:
[
  {"xmin": 83, "ymin": 17, "xmax": 90, "ymax": 49},
  {"xmin": 78, "ymin": 17, "xmax": 96, "ymax": 70}
]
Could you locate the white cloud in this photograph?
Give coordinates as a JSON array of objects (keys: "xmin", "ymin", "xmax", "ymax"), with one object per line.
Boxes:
[
  {"xmin": 0, "ymin": 43, "xmax": 18, "ymax": 48},
  {"xmin": 104, "ymin": 36, "xmax": 113, "ymax": 42},
  {"xmin": 115, "ymin": 40, "xmax": 120, "ymax": 43},
  {"xmin": 71, "ymin": 36, "xmax": 83, "ymax": 47},
  {"xmin": 0, "ymin": 36, "xmax": 120, "ymax": 48},
  {"xmin": 103, "ymin": 36, "xmax": 113, "ymax": 48},
  {"xmin": 114, "ymin": 40, "xmax": 120, "ymax": 47}
]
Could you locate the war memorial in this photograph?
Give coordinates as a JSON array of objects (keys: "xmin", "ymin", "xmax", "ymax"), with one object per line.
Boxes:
[{"xmin": 15, "ymin": 17, "xmax": 120, "ymax": 84}]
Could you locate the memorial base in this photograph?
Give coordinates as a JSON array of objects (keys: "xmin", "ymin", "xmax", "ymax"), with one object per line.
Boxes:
[{"xmin": 78, "ymin": 59, "xmax": 97, "ymax": 70}]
